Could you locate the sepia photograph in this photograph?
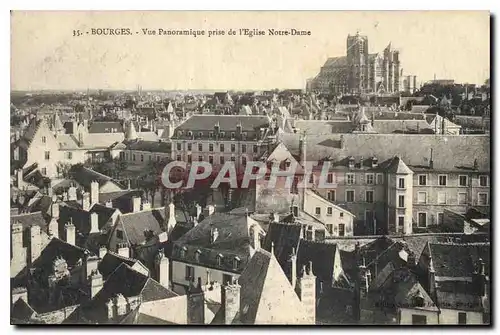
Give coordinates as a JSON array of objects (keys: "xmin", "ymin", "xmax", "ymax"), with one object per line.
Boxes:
[{"xmin": 9, "ymin": 10, "xmax": 491, "ymax": 325}]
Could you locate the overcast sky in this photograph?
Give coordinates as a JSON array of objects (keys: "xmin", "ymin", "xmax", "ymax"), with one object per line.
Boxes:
[{"xmin": 11, "ymin": 11, "xmax": 490, "ymax": 91}]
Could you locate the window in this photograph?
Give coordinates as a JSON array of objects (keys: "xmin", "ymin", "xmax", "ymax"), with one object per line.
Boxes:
[
  {"xmin": 327, "ymin": 207, "xmax": 333, "ymax": 216},
  {"xmin": 417, "ymin": 192, "xmax": 427, "ymax": 204},
  {"xmin": 198, "ymin": 143, "xmax": 203, "ymax": 151},
  {"xmin": 478, "ymin": 193, "xmax": 488, "ymax": 206},
  {"xmin": 209, "ymin": 143, "xmax": 214, "ymax": 152},
  {"xmin": 220, "ymin": 156, "xmax": 225, "ymax": 165},
  {"xmin": 242, "ymin": 132, "xmax": 247, "ymax": 139},
  {"xmin": 398, "ymin": 177, "xmax": 405, "ymax": 189},
  {"xmin": 458, "ymin": 312, "xmax": 467, "ymax": 325},
  {"xmin": 479, "ymin": 175, "xmax": 488, "ymax": 187},
  {"xmin": 140, "ymin": 155, "xmax": 144, "ymax": 162},
  {"xmin": 418, "ymin": 213, "xmax": 427, "ymax": 227},
  {"xmin": 220, "ymin": 144, "xmax": 225, "ymax": 152},
  {"xmin": 418, "ymin": 175, "xmax": 427, "ymax": 186},
  {"xmin": 346, "ymin": 173, "xmax": 355, "ymax": 185},
  {"xmin": 133, "ymin": 154, "xmax": 136, "ymax": 161},
  {"xmin": 41, "ymin": 167, "xmax": 47, "ymax": 176},
  {"xmin": 188, "ymin": 131, "xmax": 193, "ymax": 137},
  {"xmin": 209, "ymin": 156, "xmax": 214, "ymax": 164},
  {"xmin": 242, "ymin": 156, "xmax": 247, "ymax": 166},
  {"xmin": 325, "ymin": 173, "xmax": 333, "ymax": 183},
  {"xmin": 187, "ymin": 143, "xmax": 193, "ymax": 151},
  {"xmin": 438, "ymin": 175, "xmax": 447, "ymax": 186},
  {"xmin": 366, "ymin": 190, "xmax": 374, "ymax": 203},
  {"xmin": 458, "ymin": 192, "xmax": 467, "ymax": 205},
  {"xmin": 241, "ymin": 144, "xmax": 247, "ymax": 153},
  {"xmin": 338, "ymin": 223, "xmax": 345, "ymax": 237},
  {"xmin": 366, "ymin": 174, "xmax": 374, "ymax": 185},
  {"xmin": 412, "ymin": 315, "xmax": 427, "ymax": 325},
  {"xmin": 233, "ymin": 257, "xmax": 241, "ymax": 270},
  {"xmin": 437, "ymin": 213, "xmax": 444, "ymax": 225},
  {"xmin": 177, "ymin": 143, "xmax": 182, "ymax": 151},
  {"xmin": 437, "ymin": 192, "xmax": 446, "ymax": 205},
  {"xmin": 180, "ymin": 246, "xmax": 187, "ymax": 258},
  {"xmin": 459, "ymin": 175, "xmax": 467, "ymax": 187},
  {"xmin": 231, "ymin": 144, "xmax": 236, "ymax": 152},
  {"xmin": 398, "ymin": 195, "xmax": 405, "ymax": 208},
  {"xmin": 198, "ymin": 132, "xmax": 203, "ymax": 138},
  {"xmin": 346, "ymin": 190, "xmax": 355, "ymax": 202},
  {"xmin": 67, "ymin": 152, "xmax": 72, "ymax": 160},
  {"xmin": 328, "ymin": 190, "xmax": 336, "ymax": 201},
  {"xmin": 198, "ymin": 155, "xmax": 203, "ymax": 162},
  {"xmin": 195, "ymin": 250, "xmax": 201, "ymax": 262},
  {"xmin": 253, "ymin": 145, "xmax": 258, "ymax": 154},
  {"xmin": 220, "ymin": 131, "xmax": 225, "ymax": 138},
  {"xmin": 376, "ymin": 173, "xmax": 383, "ymax": 185},
  {"xmin": 209, "ymin": 132, "xmax": 213, "ymax": 139},
  {"xmin": 187, "ymin": 155, "xmax": 192, "ymax": 164},
  {"xmin": 41, "ymin": 136, "xmax": 46, "ymax": 144},
  {"xmin": 185, "ymin": 265, "xmax": 194, "ymax": 281},
  {"xmin": 216, "ymin": 254, "xmax": 223, "ymax": 267},
  {"xmin": 398, "ymin": 216, "xmax": 405, "ymax": 228},
  {"xmin": 231, "ymin": 156, "xmax": 236, "ymax": 162},
  {"xmin": 176, "ymin": 155, "xmax": 181, "ymax": 161},
  {"xmin": 231, "ymin": 132, "xmax": 235, "ymax": 139},
  {"xmin": 44, "ymin": 151, "xmax": 50, "ymax": 160},
  {"xmin": 326, "ymin": 224, "xmax": 333, "ymax": 234},
  {"xmin": 340, "ymin": 212, "xmax": 344, "ymax": 218},
  {"xmin": 315, "ymin": 207, "xmax": 321, "ymax": 215},
  {"xmin": 156, "ymin": 156, "xmax": 160, "ymax": 162},
  {"xmin": 116, "ymin": 230, "xmax": 124, "ymax": 239}
]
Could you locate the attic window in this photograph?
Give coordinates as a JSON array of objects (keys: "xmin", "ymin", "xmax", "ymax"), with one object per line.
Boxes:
[
  {"xmin": 178, "ymin": 131, "xmax": 183, "ymax": 136},
  {"xmin": 233, "ymin": 257, "xmax": 241, "ymax": 270},
  {"xmin": 348, "ymin": 157, "xmax": 355, "ymax": 168},
  {"xmin": 220, "ymin": 131, "xmax": 225, "ymax": 138},
  {"xmin": 180, "ymin": 246, "xmax": 187, "ymax": 258},
  {"xmin": 195, "ymin": 249, "xmax": 201, "ymax": 262},
  {"xmin": 242, "ymin": 132, "xmax": 247, "ymax": 139},
  {"xmin": 216, "ymin": 254, "xmax": 223, "ymax": 267},
  {"xmin": 188, "ymin": 131, "xmax": 193, "ymax": 137},
  {"xmin": 198, "ymin": 132, "xmax": 203, "ymax": 138},
  {"xmin": 209, "ymin": 132, "xmax": 213, "ymax": 139},
  {"xmin": 231, "ymin": 132, "xmax": 235, "ymax": 139}
]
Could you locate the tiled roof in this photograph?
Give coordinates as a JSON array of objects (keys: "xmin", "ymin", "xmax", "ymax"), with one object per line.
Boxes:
[
  {"xmin": 11, "ymin": 211, "xmax": 48, "ymax": 231},
  {"xmin": 11, "ymin": 298, "xmax": 37, "ymax": 322},
  {"xmin": 81, "ymin": 133, "xmax": 125, "ymax": 149},
  {"xmin": 262, "ymin": 221, "xmax": 301, "ymax": 278},
  {"xmin": 127, "ymin": 140, "xmax": 171, "ymax": 153},
  {"xmin": 98, "ymin": 251, "xmax": 144, "ymax": 279},
  {"xmin": 176, "ymin": 115, "xmax": 270, "ymax": 132},
  {"xmin": 88, "ymin": 121, "xmax": 124, "ymax": 134},
  {"xmin": 22, "ymin": 118, "xmax": 43, "ymax": 145},
  {"xmin": 372, "ymin": 119, "xmax": 433, "ymax": 134},
  {"xmin": 118, "ymin": 209, "xmax": 166, "ymax": 245},
  {"xmin": 364, "ymin": 110, "xmax": 426, "ymax": 121},
  {"xmin": 428, "ymin": 242, "xmax": 490, "ymax": 277},
  {"xmin": 323, "ymin": 56, "xmax": 348, "ymax": 67},
  {"xmin": 279, "ymin": 133, "xmax": 490, "ymax": 172},
  {"xmin": 384, "ymin": 156, "xmax": 413, "ymax": 174},
  {"xmin": 69, "ymin": 165, "xmax": 122, "ymax": 189},
  {"xmin": 292, "ymin": 120, "xmax": 354, "ymax": 134},
  {"xmin": 57, "ymin": 134, "xmax": 80, "ymax": 150},
  {"xmin": 297, "ymin": 239, "xmax": 339, "ymax": 284}
]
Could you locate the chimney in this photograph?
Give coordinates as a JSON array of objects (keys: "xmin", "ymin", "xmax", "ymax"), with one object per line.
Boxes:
[
  {"xmin": 62, "ymin": 192, "xmax": 68, "ymax": 202},
  {"xmin": 195, "ymin": 203, "xmax": 202, "ymax": 221},
  {"xmin": 69, "ymin": 186, "xmax": 78, "ymax": 201},
  {"xmin": 210, "ymin": 227, "xmax": 219, "ymax": 244},
  {"xmin": 64, "ymin": 222, "xmax": 76, "ymax": 246},
  {"xmin": 298, "ymin": 262, "xmax": 316, "ymax": 324},
  {"xmin": 340, "ymin": 135, "xmax": 345, "ymax": 149},
  {"xmin": 30, "ymin": 225, "xmax": 42, "ymax": 264},
  {"xmin": 105, "ymin": 199, "xmax": 113, "ymax": 208},
  {"xmin": 371, "ymin": 156, "xmax": 378, "ymax": 168},
  {"xmin": 90, "ymin": 181, "xmax": 99, "ymax": 206},
  {"xmin": 11, "ymin": 222, "xmax": 25, "ymax": 263},
  {"xmin": 251, "ymin": 225, "xmax": 261, "ymax": 250},
  {"xmin": 155, "ymin": 249, "xmax": 170, "ymax": 289},
  {"xmin": 99, "ymin": 246, "xmax": 108, "ymax": 259},
  {"xmin": 90, "ymin": 269, "xmax": 103, "ymax": 298},
  {"xmin": 407, "ymin": 251, "xmax": 416, "ymax": 269},
  {"xmin": 81, "ymin": 192, "xmax": 91, "ymax": 211},
  {"xmin": 16, "ymin": 169, "xmax": 24, "ymax": 189},
  {"xmin": 142, "ymin": 199, "xmax": 151, "ymax": 211},
  {"xmin": 90, "ymin": 212, "xmax": 99, "ymax": 234},
  {"xmin": 187, "ymin": 277, "xmax": 205, "ymax": 324},
  {"xmin": 299, "ymin": 133, "xmax": 307, "ymax": 167},
  {"xmin": 288, "ymin": 248, "xmax": 297, "ymax": 290},
  {"xmin": 236, "ymin": 122, "xmax": 242, "ymax": 138},
  {"xmin": 203, "ymin": 205, "xmax": 215, "ymax": 217},
  {"xmin": 222, "ymin": 279, "xmax": 241, "ymax": 325},
  {"xmin": 48, "ymin": 217, "xmax": 59, "ymax": 239},
  {"xmin": 359, "ymin": 157, "xmax": 364, "ymax": 169},
  {"xmin": 132, "ymin": 196, "xmax": 141, "ymax": 213},
  {"xmin": 429, "ymin": 148, "xmax": 434, "ymax": 169},
  {"xmin": 271, "ymin": 212, "xmax": 280, "ymax": 223},
  {"xmin": 472, "ymin": 258, "xmax": 486, "ymax": 297},
  {"xmin": 118, "ymin": 243, "xmax": 130, "ymax": 258},
  {"xmin": 166, "ymin": 202, "xmax": 177, "ymax": 233},
  {"xmin": 474, "ymin": 158, "xmax": 478, "ymax": 170}
]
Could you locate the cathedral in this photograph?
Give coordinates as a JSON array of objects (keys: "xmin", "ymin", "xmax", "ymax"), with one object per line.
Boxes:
[{"xmin": 309, "ymin": 32, "xmax": 402, "ymax": 95}]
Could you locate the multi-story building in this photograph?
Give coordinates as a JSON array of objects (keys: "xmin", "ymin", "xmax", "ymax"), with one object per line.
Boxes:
[
  {"xmin": 169, "ymin": 115, "xmax": 271, "ymax": 173},
  {"xmin": 269, "ymin": 131, "xmax": 489, "ymax": 235},
  {"xmin": 310, "ymin": 33, "xmax": 401, "ymax": 94}
]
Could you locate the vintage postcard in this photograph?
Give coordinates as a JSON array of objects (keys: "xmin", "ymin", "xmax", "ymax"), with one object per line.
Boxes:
[{"xmin": 10, "ymin": 11, "xmax": 490, "ymax": 325}]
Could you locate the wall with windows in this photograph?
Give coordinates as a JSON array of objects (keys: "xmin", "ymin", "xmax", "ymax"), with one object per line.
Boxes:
[
  {"xmin": 439, "ymin": 309, "xmax": 483, "ymax": 325},
  {"xmin": 171, "ymin": 260, "xmax": 239, "ymax": 289},
  {"xmin": 399, "ymin": 308, "xmax": 439, "ymax": 325}
]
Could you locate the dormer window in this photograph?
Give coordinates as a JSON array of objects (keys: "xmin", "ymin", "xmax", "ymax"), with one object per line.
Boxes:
[
  {"xmin": 348, "ymin": 157, "xmax": 355, "ymax": 169},
  {"xmin": 209, "ymin": 132, "xmax": 213, "ymax": 139},
  {"xmin": 198, "ymin": 132, "xmax": 203, "ymax": 138},
  {"xmin": 231, "ymin": 132, "xmax": 235, "ymax": 139},
  {"xmin": 216, "ymin": 254, "xmax": 223, "ymax": 267},
  {"xmin": 180, "ymin": 246, "xmax": 187, "ymax": 258},
  {"xmin": 372, "ymin": 157, "xmax": 378, "ymax": 168},
  {"xmin": 195, "ymin": 249, "xmax": 201, "ymax": 262},
  {"xmin": 178, "ymin": 130, "xmax": 183, "ymax": 137},
  {"xmin": 188, "ymin": 131, "xmax": 193, "ymax": 138},
  {"xmin": 242, "ymin": 132, "xmax": 247, "ymax": 139},
  {"xmin": 233, "ymin": 256, "xmax": 241, "ymax": 270},
  {"xmin": 220, "ymin": 131, "xmax": 225, "ymax": 138}
]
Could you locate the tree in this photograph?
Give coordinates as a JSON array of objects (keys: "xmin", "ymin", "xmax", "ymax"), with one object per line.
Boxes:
[
  {"xmin": 112, "ymin": 158, "xmax": 128, "ymax": 179},
  {"xmin": 56, "ymin": 162, "xmax": 72, "ymax": 179}
]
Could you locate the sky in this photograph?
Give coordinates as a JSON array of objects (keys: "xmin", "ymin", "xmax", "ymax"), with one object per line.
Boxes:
[{"xmin": 11, "ymin": 11, "xmax": 490, "ymax": 91}]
